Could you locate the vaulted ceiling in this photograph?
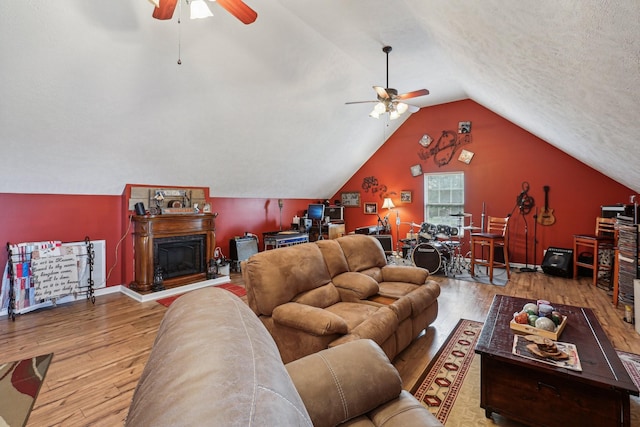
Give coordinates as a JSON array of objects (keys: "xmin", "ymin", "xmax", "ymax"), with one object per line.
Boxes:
[{"xmin": 1, "ymin": 1, "xmax": 638, "ymax": 197}]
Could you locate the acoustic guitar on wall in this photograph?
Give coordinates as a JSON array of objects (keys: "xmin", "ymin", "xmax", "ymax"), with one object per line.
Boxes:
[{"xmin": 538, "ymin": 185, "xmax": 556, "ymax": 226}]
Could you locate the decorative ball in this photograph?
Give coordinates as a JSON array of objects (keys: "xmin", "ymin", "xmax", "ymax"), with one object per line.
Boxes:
[
  {"xmin": 528, "ymin": 314, "xmax": 539, "ymax": 327},
  {"xmin": 535, "ymin": 316, "xmax": 556, "ymax": 332},
  {"xmin": 523, "ymin": 303, "xmax": 538, "ymax": 315}
]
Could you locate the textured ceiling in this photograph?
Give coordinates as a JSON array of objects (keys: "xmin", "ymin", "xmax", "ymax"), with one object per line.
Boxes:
[{"xmin": 0, "ymin": 1, "xmax": 638, "ymax": 197}]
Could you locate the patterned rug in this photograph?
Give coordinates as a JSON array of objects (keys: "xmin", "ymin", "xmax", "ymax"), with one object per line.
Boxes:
[
  {"xmin": 412, "ymin": 320, "xmax": 640, "ymax": 426},
  {"xmin": 0, "ymin": 353, "xmax": 53, "ymax": 426},
  {"xmin": 411, "ymin": 319, "xmax": 483, "ymax": 424},
  {"xmin": 156, "ymin": 283, "xmax": 247, "ymax": 307}
]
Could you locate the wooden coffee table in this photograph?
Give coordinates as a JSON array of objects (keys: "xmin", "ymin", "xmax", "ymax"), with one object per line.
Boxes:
[{"xmin": 475, "ymin": 294, "xmax": 638, "ymax": 427}]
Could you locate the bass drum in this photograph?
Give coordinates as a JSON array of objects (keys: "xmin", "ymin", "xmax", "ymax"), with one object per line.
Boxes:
[{"xmin": 411, "ymin": 242, "xmax": 443, "ymax": 274}]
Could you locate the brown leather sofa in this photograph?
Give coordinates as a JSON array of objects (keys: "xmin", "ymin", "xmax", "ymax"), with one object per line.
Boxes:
[
  {"xmin": 125, "ymin": 287, "xmax": 443, "ymax": 427},
  {"xmin": 242, "ymin": 234, "xmax": 440, "ymax": 363}
]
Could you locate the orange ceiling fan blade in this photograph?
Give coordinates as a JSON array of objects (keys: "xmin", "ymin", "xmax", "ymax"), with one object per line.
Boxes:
[
  {"xmin": 397, "ymin": 89, "xmax": 430, "ymax": 100},
  {"xmin": 152, "ymin": 0, "xmax": 178, "ymax": 20},
  {"xmin": 217, "ymin": 0, "xmax": 258, "ymax": 24}
]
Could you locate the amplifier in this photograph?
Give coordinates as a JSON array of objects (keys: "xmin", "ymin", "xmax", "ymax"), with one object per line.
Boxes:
[
  {"xmin": 372, "ymin": 235, "xmax": 393, "ymax": 254},
  {"xmin": 541, "ymin": 247, "xmax": 573, "ymax": 278},
  {"xmin": 230, "ymin": 236, "xmax": 258, "ymax": 262}
]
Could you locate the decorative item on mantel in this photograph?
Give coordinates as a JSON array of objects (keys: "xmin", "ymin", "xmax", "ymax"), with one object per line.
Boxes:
[{"xmin": 152, "ymin": 265, "xmax": 165, "ymax": 292}]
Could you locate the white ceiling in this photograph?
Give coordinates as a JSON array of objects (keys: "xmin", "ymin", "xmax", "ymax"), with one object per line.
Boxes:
[{"xmin": 1, "ymin": 1, "xmax": 638, "ymax": 197}]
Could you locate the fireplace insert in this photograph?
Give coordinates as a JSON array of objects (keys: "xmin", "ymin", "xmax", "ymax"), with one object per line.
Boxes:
[{"xmin": 154, "ymin": 234, "xmax": 206, "ymax": 280}]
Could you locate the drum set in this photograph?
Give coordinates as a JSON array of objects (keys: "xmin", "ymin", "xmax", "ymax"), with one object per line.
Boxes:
[{"xmin": 393, "ymin": 212, "xmax": 481, "ymax": 277}]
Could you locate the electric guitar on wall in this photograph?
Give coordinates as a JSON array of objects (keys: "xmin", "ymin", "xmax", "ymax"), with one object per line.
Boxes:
[{"xmin": 538, "ymin": 185, "xmax": 556, "ymax": 226}]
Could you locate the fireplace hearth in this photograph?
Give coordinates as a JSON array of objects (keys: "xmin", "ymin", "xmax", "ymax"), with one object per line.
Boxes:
[{"xmin": 130, "ymin": 214, "xmax": 216, "ymax": 292}]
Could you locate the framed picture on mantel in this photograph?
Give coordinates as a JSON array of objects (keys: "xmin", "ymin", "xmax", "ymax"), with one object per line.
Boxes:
[{"xmin": 341, "ymin": 191, "xmax": 360, "ymax": 207}]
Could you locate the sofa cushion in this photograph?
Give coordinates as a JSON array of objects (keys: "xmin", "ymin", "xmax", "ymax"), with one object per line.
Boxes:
[
  {"xmin": 332, "ymin": 271, "xmax": 380, "ymax": 300},
  {"xmin": 273, "ymin": 302, "xmax": 349, "ymax": 335},
  {"xmin": 243, "ymin": 243, "xmax": 332, "ymax": 316},
  {"xmin": 337, "ymin": 235, "xmax": 387, "ymax": 272},
  {"xmin": 381, "ymin": 264, "xmax": 429, "ymax": 285},
  {"xmin": 316, "ymin": 239, "xmax": 350, "ymax": 277},
  {"xmin": 286, "ymin": 339, "xmax": 402, "ymax": 427},
  {"xmin": 293, "ymin": 283, "xmax": 341, "ymax": 308},
  {"xmin": 125, "ymin": 287, "xmax": 312, "ymax": 427}
]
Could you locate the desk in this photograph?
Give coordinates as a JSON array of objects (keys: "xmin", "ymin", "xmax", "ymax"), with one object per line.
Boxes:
[{"xmin": 263, "ymin": 232, "xmax": 309, "ymax": 250}]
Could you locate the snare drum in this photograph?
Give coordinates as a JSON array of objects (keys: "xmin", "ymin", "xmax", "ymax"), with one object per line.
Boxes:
[{"xmin": 411, "ymin": 242, "xmax": 444, "ymax": 274}]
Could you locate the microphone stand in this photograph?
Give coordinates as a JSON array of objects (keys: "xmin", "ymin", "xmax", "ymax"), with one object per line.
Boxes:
[{"xmin": 520, "ymin": 211, "xmax": 536, "ymax": 273}]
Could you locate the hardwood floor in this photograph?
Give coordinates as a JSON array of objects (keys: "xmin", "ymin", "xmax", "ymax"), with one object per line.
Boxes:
[{"xmin": 1, "ymin": 270, "xmax": 639, "ymax": 426}]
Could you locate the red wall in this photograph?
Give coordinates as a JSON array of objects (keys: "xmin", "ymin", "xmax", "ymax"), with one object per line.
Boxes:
[
  {"xmin": 0, "ymin": 99, "xmax": 635, "ymax": 286},
  {"xmin": 333, "ymin": 100, "xmax": 635, "ymax": 264},
  {"xmin": 208, "ymin": 197, "xmax": 316, "ymax": 259},
  {"xmin": 119, "ymin": 185, "xmax": 315, "ymax": 286},
  {"xmin": 0, "ymin": 193, "xmax": 123, "ymax": 286}
]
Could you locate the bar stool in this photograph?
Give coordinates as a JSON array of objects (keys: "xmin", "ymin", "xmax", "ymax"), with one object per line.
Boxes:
[
  {"xmin": 573, "ymin": 217, "xmax": 617, "ymax": 287},
  {"xmin": 470, "ymin": 216, "xmax": 510, "ymax": 282}
]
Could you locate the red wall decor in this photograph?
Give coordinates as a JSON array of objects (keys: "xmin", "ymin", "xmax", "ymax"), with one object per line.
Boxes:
[{"xmin": 333, "ymin": 100, "xmax": 635, "ymax": 265}]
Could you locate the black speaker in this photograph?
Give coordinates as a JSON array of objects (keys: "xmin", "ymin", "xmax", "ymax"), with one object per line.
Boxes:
[
  {"xmin": 541, "ymin": 247, "xmax": 573, "ymax": 278},
  {"xmin": 372, "ymin": 235, "xmax": 393, "ymax": 254},
  {"xmin": 134, "ymin": 202, "xmax": 146, "ymax": 216}
]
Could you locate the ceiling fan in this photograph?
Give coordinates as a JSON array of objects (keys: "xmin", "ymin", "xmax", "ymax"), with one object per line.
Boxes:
[
  {"xmin": 346, "ymin": 46, "xmax": 429, "ymax": 120},
  {"xmin": 150, "ymin": 0, "xmax": 257, "ymax": 25}
]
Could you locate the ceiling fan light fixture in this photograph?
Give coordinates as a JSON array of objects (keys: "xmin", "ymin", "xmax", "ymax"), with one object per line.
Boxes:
[
  {"xmin": 369, "ymin": 109, "xmax": 381, "ymax": 119},
  {"xmin": 396, "ymin": 102, "xmax": 409, "ymax": 114},
  {"xmin": 389, "ymin": 110, "xmax": 401, "ymax": 120},
  {"xmin": 190, "ymin": 0, "xmax": 214, "ymax": 19}
]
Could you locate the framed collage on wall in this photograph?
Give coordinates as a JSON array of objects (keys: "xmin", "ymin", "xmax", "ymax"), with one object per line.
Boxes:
[{"xmin": 341, "ymin": 191, "xmax": 361, "ymax": 207}]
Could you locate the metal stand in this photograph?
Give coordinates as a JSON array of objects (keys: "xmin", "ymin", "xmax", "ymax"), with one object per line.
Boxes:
[
  {"xmin": 5, "ymin": 237, "xmax": 95, "ymax": 320},
  {"xmin": 519, "ymin": 213, "xmax": 537, "ymax": 273}
]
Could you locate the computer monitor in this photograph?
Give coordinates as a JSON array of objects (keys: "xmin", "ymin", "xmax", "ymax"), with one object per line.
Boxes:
[{"xmin": 307, "ymin": 204, "xmax": 325, "ymax": 221}]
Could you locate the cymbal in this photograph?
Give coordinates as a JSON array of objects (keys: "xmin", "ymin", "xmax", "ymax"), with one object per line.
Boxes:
[
  {"xmin": 462, "ymin": 226, "xmax": 481, "ymax": 230},
  {"xmin": 450, "ymin": 212, "xmax": 472, "ymax": 217}
]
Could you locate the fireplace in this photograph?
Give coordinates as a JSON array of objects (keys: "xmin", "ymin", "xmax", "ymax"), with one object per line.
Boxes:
[
  {"xmin": 155, "ymin": 234, "xmax": 206, "ymax": 280},
  {"xmin": 130, "ymin": 214, "xmax": 216, "ymax": 292}
]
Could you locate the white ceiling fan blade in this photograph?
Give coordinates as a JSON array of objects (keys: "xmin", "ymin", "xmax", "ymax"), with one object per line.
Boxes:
[{"xmin": 374, "ymin": 86, "xmax": 390, "ymax": 100}]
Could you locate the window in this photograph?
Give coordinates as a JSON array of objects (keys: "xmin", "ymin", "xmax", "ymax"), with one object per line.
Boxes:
[{"xmin": 424, "ymin": 172, "xmax": 465, "ymax": 234}]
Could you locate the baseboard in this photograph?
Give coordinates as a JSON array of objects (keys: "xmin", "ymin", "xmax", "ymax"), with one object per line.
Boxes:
[
  {"xmin": 119, "ymin": 275, "xmax": 231, "ymax": 303},
  {"xmin": 1, "ymin": 275, "xmax": 232, "ymax": 317}
]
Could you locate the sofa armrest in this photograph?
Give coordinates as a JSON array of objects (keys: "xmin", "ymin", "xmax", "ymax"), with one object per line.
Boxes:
[
  {"xmin": 286, "ymin": 339, "xmax": 403, "ymax": 427},
  {"xmin": 332, "ymin": 271, "xmax": 380, "ymax": 300},
  {"xmin": 381, "ymin": 264, "xmax": 429, "ymax": 284},
  {"xmin": 272, "ymin": 302, "xmax": 348, "ymax": 335}
]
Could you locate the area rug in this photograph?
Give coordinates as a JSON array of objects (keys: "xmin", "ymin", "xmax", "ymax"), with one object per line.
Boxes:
[
  {"xmin": 411, "ymin": 319, "xmax": 483, "ymax": 424},
  {"xmin": 0, "ymin": 353, "xmax": 53, "ymax": 427},
  {"xmin": 411, "ymin": 321, "xmax": 640, "ymax": 426},
  {"xmin": 156, "ymin": 283, "xmax": 247, "ymax": 307}
]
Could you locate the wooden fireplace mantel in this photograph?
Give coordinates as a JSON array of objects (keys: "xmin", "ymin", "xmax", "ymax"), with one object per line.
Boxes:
[{"xmin": 130, "ymin": 213, "xmax": 216, "ymax": 292}]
